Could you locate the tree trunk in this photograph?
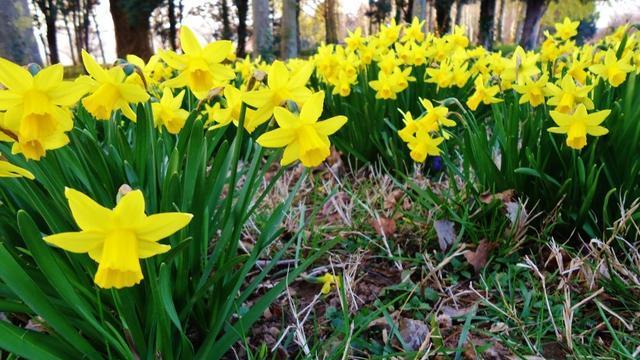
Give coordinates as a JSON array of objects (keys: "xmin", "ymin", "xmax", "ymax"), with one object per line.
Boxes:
[
  {"xmin": 454, "ymin": 0, "xmax": 462, "ymax": 27},
  {"xmin": 37, "ymin": 0, "xmax": 60, "ymax": 64},
  {"xmin": 280, "ymin": 0, "xmax": 298, "ymax": 59},
  {"xmin": 62, "ymin": 14, "xmax": 76, "ymax": 64},
  {"xmin": 395, "ymin": 0, "xmax": 404, "ymax": 23},
  {"xmin": 220, "ymin": 0, "xmax": 232, "ymax": 40},
  {"xmin": 295, "ymin": 0, "xmax": 301, "ymax": 52},
  {"xmin": 168, "ymin": 0, "xmax": 177, "ymax": 50},
  {"xmin": 109, "ymin": 1, "xmax": 154, "ymax": 60},
  {"xmin": 434, "ymin": 0, "xmax": 454, "ymax": 35},
  {"xmin": 496, "ymin": 0, "xmax": 505, "ymax": 42},
  {"xmin": 412, "ymin": 0, "xmax": 427, "ymax": 20},
  {"xmin": 478, "ymin": 0, "xmax": 496, "ymax": 49},
  {"xmin": 405, "ymin": 0, "xmax": 414, "ymax": 22},
  {"xmin": 325, "ymin": 0, "xmax": 338, "ymax": 44},
  {"xmin": 0, "ymin": 0, "xmax": 42, "ymax": 64},
  {"xmin": 252, "ymin": 0, "xmax": 272, "ymax": 59},
  {"xmin": 519, "ymin": 0, "xmax": 548, "ymax": 50},
  {"xmin": 234, "ymin": 0, "xmax": 248, "ymax": 57}
]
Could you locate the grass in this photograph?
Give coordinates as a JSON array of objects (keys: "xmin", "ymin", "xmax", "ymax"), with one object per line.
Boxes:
[{"xmin": 231, "ymin": 152, "xmax": 640, "ymax": 359}]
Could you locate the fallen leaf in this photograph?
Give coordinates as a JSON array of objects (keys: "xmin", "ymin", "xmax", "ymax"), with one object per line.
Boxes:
[
  {"xmin": 25, "ymin": 317, "xmax": 48, "ymax": 333},
  {"xmin": 368, "ymin": 313, "xmax": 429, "ymax": 352},
  {"xmin": 402, "ymin": 197, "xmax": 412, "ymax": 210},
  {"xmin": 489, "ymin": 321, "xmax": 509, "ymax": 334},
  {"xmin": 398, "ymin": 317, "xmax": 430, "ymax": 351},
  {"xmin": 442, "ymin": 305, "xmax": 476, "ymax": 318},
  {"xmin": 434, "ymin": 220, "xmax": 456, "ymax": 252},
  {"xmin": 464, "ymin": 240, "xmax": 497, "ymax": 272},
  {"xmin": 371, "ymin": 217, "xmax": 396, "ymax": 237},
  {"xmin": 505, "ymin": 201, "xmax": 528, "ymax": 226},
  {"xmin": 480, "ymin": 189, "xmax": 515, "ymax": 204},
  {"xmin": 384, "ymin": 189, "xmax": 404, "ymax": 210}
]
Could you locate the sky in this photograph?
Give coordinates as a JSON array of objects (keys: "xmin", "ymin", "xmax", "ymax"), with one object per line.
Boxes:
[{"xmin": 38, "ymin": 0, "xmax": 639, "ymax": 65}]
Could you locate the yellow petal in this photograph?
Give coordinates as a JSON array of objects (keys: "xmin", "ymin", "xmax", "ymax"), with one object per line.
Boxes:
[
  {"xmin": 0, "ymin": 57, "xmax": 33, "ymax": 92},
  {"xmin": 585, "ymin": 109, "xmax": 611, "ymax": 126},
  {"xmin": 43, "ymin": 231, "xmax": 104, "ymax": 253},
  {"xmin": 81, "ymin": 50, "xmax": 110, "ymax": 84},
  {"xmin": 288, "ymin": 62, "xmax": 314, "ymax": 88},
  {"xmin": 203, "ymin": 40, "xmax": 233, "ymax": 63},
  {"xmin": 273, "ymin": 106, "xmax": 298, "ymax": 128},
  {"xmin": 257, "ymin": 127, "xmax": 296, "ymax": 148},
  {"xmin": 0, "ymin": 160, "xmax": 34, "ymax": 179},
  {"xmin": 65, "ymin": 188, "xmax": 112, "ymax": 231},
  {"xmin": 268, "ymin": 61, "xmax": 289, "ymax": 90},
  {"xmin": 281, "ymin": 141, "xmax": 300, "ymax": 165},
  {"xmin": 49, "ymin": 80, "xmax": 91, "ymax": 106},
  {"xmin": 135, "ymin": 213, "xmax": 193, "ymax": 242},
  {"xmin": 300, "ymin": 91, "xmax": 325, "ymax": 123},
  {"xmin": 179, "ymin": 26, "xmax": 202, "ymax": 54},
  {"xmin": 113, "ymin": 190, "xmax": 146, "ymax": 226},
  {"xmin": 34, "ymin": 64, "xmax": 63, "ymax": 91},
  {"xmin": 138, "ymin": 241, "xmax": 171, "ymax": 259},
  {"xmin": 314, "ymin": 116, "xmax": 347, "ymax": 136}
]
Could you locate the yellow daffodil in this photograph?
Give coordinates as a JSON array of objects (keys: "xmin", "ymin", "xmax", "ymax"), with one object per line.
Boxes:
[
  {"xmin": 398, "ymin": 110, "xmax": 422, "ymax": 142},
  {"xmin": 318, "ymin": 273, "xmax": 341, "ymax": 294},
  {"xmin": 589, "ymin": 50, "xmax": 634, "ymax": 87},
  {"xmin": 152, "ymin": 88, "xmax": 189, "ymax": 134},
  {"xmin": 44, "ymin": 188, "xmax": 192, "ymax": 289},
  {"xmin": 80, "ymin": 50, "xmax": 150, "ymax": 122},
  {"xmin": 379, "ymin": 20, "xmax": 401, "ymax": 47},
  {"xmin": 244, "ymin": 60, "xmax": 314, "ymax": 129},
  {"xmin": 545, "ymin": 74, "xmax": 593, "ymax": 113},
  {"xmin": 548, "ymin": 104, "xmax": 610, "ymax": 150},
  {"xmin": 256, "ymin": 91, "xmax": 346, "ymax": 167},
  {"xmin": 0, "ymin": 58, "xmax": 87, "ymax": 160},
  {"xmin": 426, "ymin": 61, "xmax": 454, "ymax": 89},
  {"xmin": 419, "ymin": 98, "xmax": 455, "ymax": 128},
  {"xmin": 554, "ymin": 18, "xmax": 579, "ymax": 41},
  {"xmin": 401, "ymin": 17, "xmax": 426, "ymax": 43},
  {"xmin": 234, "ymin": 55, "xmax": 255, "ymax": 81},
  {"xmin": 513, "ymin": 74, "xmax": 549, "ymax": 107},
  {"xmin": 159, "ymin": 26, "xmax": 236, "ymax": 99},
  {"xmin": 502, "ymin": 47, "xmax": 540, "ymax": 85},
  {"xmin": 407, "ymin": 129, "xmax": 444, "ymax": 163},
  {"xmin": 369, "ymin": 71, "xmax": 398, "ymax": 100},
  {"xmin": 125, "ymin": 54, "xmax": 172, "ymax": 87},
  {"xmin": 467, "ymin": 76, "xmax": 502, "ymax": 111},
  {"xmin": 205, "ymin": 85, "xmax": 256, "ymax": 131},
  {"xmin": 345, "ymin": 28, "xmax": 365, "ymax": 51}
]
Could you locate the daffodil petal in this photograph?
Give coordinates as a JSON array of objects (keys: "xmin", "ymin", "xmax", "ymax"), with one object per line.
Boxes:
[
  {"xmin": 314, "ymin": 116, "xmax": 347, "ymax": 136},
  {"xmin": 257, "ymin": 127, "xmax": 296, "ymax": 148},
  {"xmin": 65, "ymin": 188, "xmax": 112, "ymax": 231},
  {"xmin": 138, "ymin": 241, "xmax": 172, "ymax": 259},
  {"xmin": 136, "ymin": 213, "xmax": 193, "ymax": 242},
  {"xmin": 43, "ymin": 231, "xmax": 104, "ymax": 253}
]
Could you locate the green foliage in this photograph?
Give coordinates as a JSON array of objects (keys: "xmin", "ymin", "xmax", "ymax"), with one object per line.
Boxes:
[
  {"xmin": 0, "ymin": 98, "xmax": 329, "ymax": 358},
  {"xmin": 444, "ymin": 67, "xmax": 640, "ymax": 237},
  {"xmin": 541, "ymin": 0, "xmax": 597, "ymax": 29}
]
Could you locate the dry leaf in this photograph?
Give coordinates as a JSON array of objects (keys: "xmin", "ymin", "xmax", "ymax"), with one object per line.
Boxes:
[
  {"xmin": 398, "ymin": 317, "xmax": 430, "ymax": 351},
  {"xmin": 384, "ymin": 189, "xmax": 404, "ymax": 210},
  {"xmin": 434, "ymin": 220, "xmax": 456, "ymax": 252},
  {"xmin": 442, "ymin": 305, "xmax": 476, "ymax": 318},
  {"xmin": 371, "ymin": 217, "xmax": 396, "ymax": 237},
  {"xmin": 368, "ymin": 313, "xmax": 429, "ymax": 351},
  {"xmin": 464, "ymin": 240, "xmax": 497, "ymax": 272},
  {"xmin": 480, "ymin": 189, "xmax": 515, "ymax": 204}
]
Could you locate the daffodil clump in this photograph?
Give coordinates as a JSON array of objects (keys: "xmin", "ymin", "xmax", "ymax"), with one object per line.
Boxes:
[{"xmin": 0, "ymin": 24, "xmax": 349, "ymax": 295}]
